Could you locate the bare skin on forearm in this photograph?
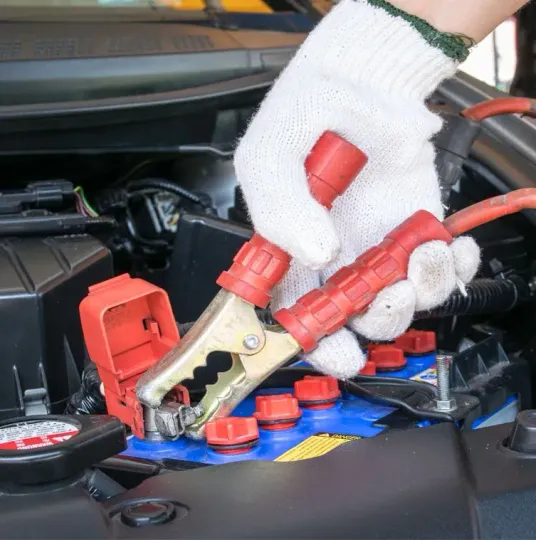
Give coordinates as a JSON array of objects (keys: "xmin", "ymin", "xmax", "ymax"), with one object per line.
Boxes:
[{"xmin": 390, "ymin": 0, "xmax": 530, "ymax": 43}]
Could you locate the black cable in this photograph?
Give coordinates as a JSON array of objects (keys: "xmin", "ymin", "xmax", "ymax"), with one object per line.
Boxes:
[
  {"xmin": 414, "ymin": 275, "xmax": 530, "ymax": 319},
  {"xmin": 112, "ymin": 158, "xmax": 167, "ymax": 189},
  {"xmin": 65, "ymin": 364, "xmax": 106, "ymax": 415},
  {"xmin": 342, "ymin": 380, "xmax": 455, "ymax": 423},
  {"xmin": 126, "ymin": 187, "xmax": 216, "ymax": 215},
  {"xmin": 353, "ymin": 374, "xmax": 438, "ymax": 398},
  {"xmin": 261, "ymin": 367, "xmax": 438, "ymax": 397},
  {"xmin": 127, "ymin": 178, "xmax": 211, "ymax": 209},
  {"xmin": 256, "ymin": 308, "xmax": 277, "ymax": 326},
  {"xmin": 356, "ymin": 379, "xmax": 434, "ymax": 401},
  {"xmin": 125, "ymin": 214, "xmax": 170, "ymax": 249}
]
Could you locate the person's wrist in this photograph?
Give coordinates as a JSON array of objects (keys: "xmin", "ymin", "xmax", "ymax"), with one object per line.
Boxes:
[
  {"xmin": 389, "ymin": 0, "xmax": 528, "ymax": 44},
  {"xmin": 365, "ymin": 0, "xmax": 474, "ymax": 61},
  {"xmin": 293, "ymin": 0, "xmax": 461, "ymax": 100},
  {"xmin": 406, "ymin": 0, "xmax": 481, "ymax": 42}
]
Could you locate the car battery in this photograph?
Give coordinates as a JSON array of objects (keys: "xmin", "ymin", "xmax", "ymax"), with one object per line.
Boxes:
[{"xmin": 123, "ymin": 331, "xmax": 529, "ymax": 466}]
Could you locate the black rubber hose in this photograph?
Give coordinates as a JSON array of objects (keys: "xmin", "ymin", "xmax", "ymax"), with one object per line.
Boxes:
[
  {"xmin": 64, "ymin": 364, "xmax": 106, "ymax": 415},
  {"xmin": 415, "ymin": 275, "xmax": 530, "ymax": 319},
  {"xmin": 127, "ymin": 178, "xmax": 212, "ymax": 210}
]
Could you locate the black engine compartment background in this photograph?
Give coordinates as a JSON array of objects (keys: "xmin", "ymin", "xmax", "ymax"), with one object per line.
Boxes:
[{"xmin": 0, "ymin": 11, "xmax": 535, "ymax": 538}]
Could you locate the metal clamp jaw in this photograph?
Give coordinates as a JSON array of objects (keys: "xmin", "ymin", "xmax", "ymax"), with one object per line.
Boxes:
[{"xmin": 136, "ymin": 289, "xmax": 301, "ymax": 440}]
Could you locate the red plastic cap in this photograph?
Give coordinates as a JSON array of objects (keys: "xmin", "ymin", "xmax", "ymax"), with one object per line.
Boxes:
[
  {"xmin": 294, "ymin": 376, "xmax": 341, "ymax": 409},
  {"xmin": 216, "ymin": 234, "xmax": 291, "ymax": 309},
  {"xmin": 359, "ymin": 361, "xmax": 377, "ymax": 376},
  {"xmin": 205, "ymin": 417, "xmax": 259, "ymax": 449},
  {"xmin": 305, "ymin": 131, "xmax": 368, "ymax": 209},
  {"xmin": 395, "ymin": 329, "xmax": 436, "ymax": 355},
  {"xmin": 368, "ymin": 345, "xmax": 406, "ymax": 372},
  {"xmin": 253, "ymin": 394, "xmax": 302, "ymax": 430}
]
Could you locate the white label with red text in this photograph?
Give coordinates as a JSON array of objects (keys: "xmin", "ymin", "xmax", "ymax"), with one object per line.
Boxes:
[{"xmin": 0, "ymin": 420, "xmax": 79, "ymax": 450}]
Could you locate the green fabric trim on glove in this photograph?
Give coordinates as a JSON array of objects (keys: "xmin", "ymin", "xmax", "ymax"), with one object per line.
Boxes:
[{"xmin": 366, "ymin": 0, "xmax": 476, "ymax": 62}]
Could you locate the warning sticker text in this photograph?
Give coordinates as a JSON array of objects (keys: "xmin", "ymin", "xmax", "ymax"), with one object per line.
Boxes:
[{"xmin": 275, "ymin": 432, "xmax": 361, "ymax": 462}]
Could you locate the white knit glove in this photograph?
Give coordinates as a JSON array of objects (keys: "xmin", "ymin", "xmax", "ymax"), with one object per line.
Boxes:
[{"xmin": 234, "ymin": 0, "xmax": 480, "ymax": 378}]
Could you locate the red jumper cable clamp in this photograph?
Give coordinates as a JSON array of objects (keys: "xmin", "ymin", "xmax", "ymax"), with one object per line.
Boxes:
[{"xmin": 134, "ymin": 131, "xmax": 368, "ymax": 439}]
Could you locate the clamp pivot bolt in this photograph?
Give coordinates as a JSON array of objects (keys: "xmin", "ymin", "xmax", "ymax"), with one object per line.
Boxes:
[{"xmin": 243, "ymin": 334, "xmax": 260, "ymax": 350}]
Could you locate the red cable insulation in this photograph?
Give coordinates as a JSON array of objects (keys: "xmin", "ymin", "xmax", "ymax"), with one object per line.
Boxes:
[
  {"xmin": 461, "ymin": 97, "xmax": 536, "ymax": 121},
  {"xmin": 443, "ymin": 188, "xmax": 536, "ymax": 236}
]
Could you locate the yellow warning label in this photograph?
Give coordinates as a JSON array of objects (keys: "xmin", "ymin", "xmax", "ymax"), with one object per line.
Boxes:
[{"xmin": 275, "ymin": 432, "xmax": 361, "ymax": 462}]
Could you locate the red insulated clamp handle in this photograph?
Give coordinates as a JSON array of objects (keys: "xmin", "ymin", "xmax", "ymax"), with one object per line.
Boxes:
[
  {"xmin": 217, "ymin": 131, "xmax": 368, "ymax": 308},
  {"xmin": 274, "ymin": 210, "xmax": 454, "ymax": 352}
]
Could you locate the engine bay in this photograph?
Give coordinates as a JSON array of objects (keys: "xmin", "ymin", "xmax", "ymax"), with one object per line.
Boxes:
[{"xmin": 1, "ymin": 65, "xmax": 536, "ymax": 538}]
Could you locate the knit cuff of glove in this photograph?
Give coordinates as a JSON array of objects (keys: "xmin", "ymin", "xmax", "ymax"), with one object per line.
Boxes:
[
  {"xmin": 294, "ymin": 0, "xmax": 469, "ymax": 101},
  {"xmin": 366, "ymin": 0, "xmax": 475, "ymax": 62}
]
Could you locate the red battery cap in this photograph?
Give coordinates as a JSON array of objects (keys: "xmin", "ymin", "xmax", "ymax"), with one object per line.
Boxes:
[
  {"xmin": 253, "ymin": 394, "xmax": 302, "ymax": 430},
  {"xmin": 205, "ymin": 417, "xmax": 259, "ymax": 454},
  {"xmin": 395, "ymin": 329, "xmax": 436, "ymax": 355},
  {"xmin": 359, "ymin": 361, "xmax": 377, "ymax": 376},
  {"xmin": 368, "ymin": 345, "xmax": 406, "ymax": 372},
  {"xmin": 294, "ymin": 376, "xmax": 341, "ymax": 409}
]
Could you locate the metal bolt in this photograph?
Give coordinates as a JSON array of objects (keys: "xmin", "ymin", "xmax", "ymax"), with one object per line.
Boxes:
[
  {"xmin": 243, "ymin": 334, "xmax": 260, "ymax": 350},
  {"xmin": 436, "ymin": 354, "xmax": 451, "ymax": 401},
  {"xmin": 435, "ymin": 354, "xmax": 457, "ymax": 412},
  {"xmin": 143, "ymin": 406, "xmax": 166, "ymax": 442}
]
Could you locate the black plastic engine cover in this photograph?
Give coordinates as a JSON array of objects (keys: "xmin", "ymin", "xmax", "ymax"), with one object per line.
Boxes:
[
  {"xmin": 101, "ymin": 421, "xmax": 536, "ymax": 538},
  {"xmin": 0, "ymin": 235, "xmax": 112, "ymax": 420},
  {"xmin": 167, "ymin": 212, "xmax": 252, "ymax": 323},
  {"xmin": 2, "ymin": 421, "xmax": 536, "ymax": 538}
]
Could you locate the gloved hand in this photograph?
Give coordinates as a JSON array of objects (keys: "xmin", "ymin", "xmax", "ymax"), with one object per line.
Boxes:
[{"xmin": 234, "ymin": 0, "xmax": 480, "ymax": 378}]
